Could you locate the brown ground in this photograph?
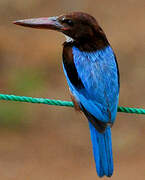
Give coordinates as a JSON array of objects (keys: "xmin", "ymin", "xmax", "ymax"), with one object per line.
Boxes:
[{"xmin": 0, "ymin": 0, "xmax": 145, "ymax": 179}]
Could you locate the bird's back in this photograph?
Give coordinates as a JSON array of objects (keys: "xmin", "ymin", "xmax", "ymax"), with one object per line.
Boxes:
[{"xmin": 63, "ymin": 43, "xmax": 119, "ymax": 124}]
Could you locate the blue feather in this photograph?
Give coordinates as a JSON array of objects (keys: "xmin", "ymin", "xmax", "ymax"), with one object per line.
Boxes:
[
  {"xmin": 89, "ymin": 122, "xmax": 113, "ymax": 177},
  {"xmin": 63, "ymin": 45, "xmax": 119, "ymax": 177},
  {"xmin": 63, "ymin": 45, "xmax": 119, "ymax": 123}
]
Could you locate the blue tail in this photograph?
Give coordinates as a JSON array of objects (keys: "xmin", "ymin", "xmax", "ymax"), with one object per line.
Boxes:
[{"xmin": 89, "ymin": 122, "xmax": 113, "ymax": 177}]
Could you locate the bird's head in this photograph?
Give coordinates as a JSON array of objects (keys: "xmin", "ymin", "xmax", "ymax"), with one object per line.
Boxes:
[{"xmin": 14, "ymin": 12, "xmax": 109, "ymax": 50}]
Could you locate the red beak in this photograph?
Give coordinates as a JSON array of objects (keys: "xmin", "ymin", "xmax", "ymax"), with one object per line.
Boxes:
[{"xmin": 13, "ymin": 16, "xmax": 63, "ymax": 31}]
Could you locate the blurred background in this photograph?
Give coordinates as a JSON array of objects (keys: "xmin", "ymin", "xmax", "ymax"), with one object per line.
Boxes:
[{"xmin": 0, "ymin": 0, "xmax": 145, "ymax": 179}]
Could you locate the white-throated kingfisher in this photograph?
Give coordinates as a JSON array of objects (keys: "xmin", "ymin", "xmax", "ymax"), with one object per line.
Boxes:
[{"xmin": 14, "ymin": 12, "xmax": 120, "ymax": 177}]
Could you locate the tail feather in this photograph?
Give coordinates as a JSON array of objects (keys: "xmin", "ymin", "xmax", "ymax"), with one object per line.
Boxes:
[{"xmin": 89, "ymin": 122, "xmax": 113, "ymax": 177}]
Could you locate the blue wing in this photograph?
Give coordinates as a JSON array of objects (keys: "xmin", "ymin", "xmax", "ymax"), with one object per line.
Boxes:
[
  {"xmin": 63, "ymin": 45, "xmax": 119, "ymax": 123},
  {"xmin": 63, "ymin": 45, "xmax": 119, "ymax": 177}
]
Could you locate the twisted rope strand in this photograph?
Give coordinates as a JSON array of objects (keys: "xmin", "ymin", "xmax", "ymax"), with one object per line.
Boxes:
[{"xmin": 0, "ymin": 94, "xmax": 145, "ymax": 115}]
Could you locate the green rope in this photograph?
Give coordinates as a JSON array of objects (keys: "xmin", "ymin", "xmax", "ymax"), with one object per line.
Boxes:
[{"xmin": 0, "ymin": 94, "xmax": 145, "ymax": 115}]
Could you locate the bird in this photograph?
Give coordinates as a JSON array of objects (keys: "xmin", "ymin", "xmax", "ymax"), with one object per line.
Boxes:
[{"xmin": 14, "ymin": 12, "xmax": 120, "ymax": 177}]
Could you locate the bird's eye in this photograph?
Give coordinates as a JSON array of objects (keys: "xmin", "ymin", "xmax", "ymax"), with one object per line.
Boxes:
[{"xmin": 61, "ymin": 18, "xmax": 74, "ymax": 26}]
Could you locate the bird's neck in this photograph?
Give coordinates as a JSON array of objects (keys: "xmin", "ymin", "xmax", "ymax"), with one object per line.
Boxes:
[{"xmin": 63, "ymin": 36, "xmax": 109, "ymax": 52}]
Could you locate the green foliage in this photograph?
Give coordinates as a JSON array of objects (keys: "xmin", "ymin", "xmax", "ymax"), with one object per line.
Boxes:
[
  {"xmin": 0, "ymin": 68, "xmax": 45, "ymax": 127},
  {"xmin": 8, "ymin": 68, "xmax": 45, "ymax": 94},
  {"xmin": 0, "ymin": 103, "xmax": 24, "ymax": 126}
]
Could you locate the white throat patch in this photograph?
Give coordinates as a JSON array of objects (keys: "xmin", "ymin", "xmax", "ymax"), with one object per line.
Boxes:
[{"xmin": 64, "ymin": 35, "xmax": 74, "ymax": 43}]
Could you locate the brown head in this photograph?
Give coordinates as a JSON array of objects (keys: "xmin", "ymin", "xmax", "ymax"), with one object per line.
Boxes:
[{"xmin": 14, "ymin": 12, "xmax": 109, "ymax": 50}]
